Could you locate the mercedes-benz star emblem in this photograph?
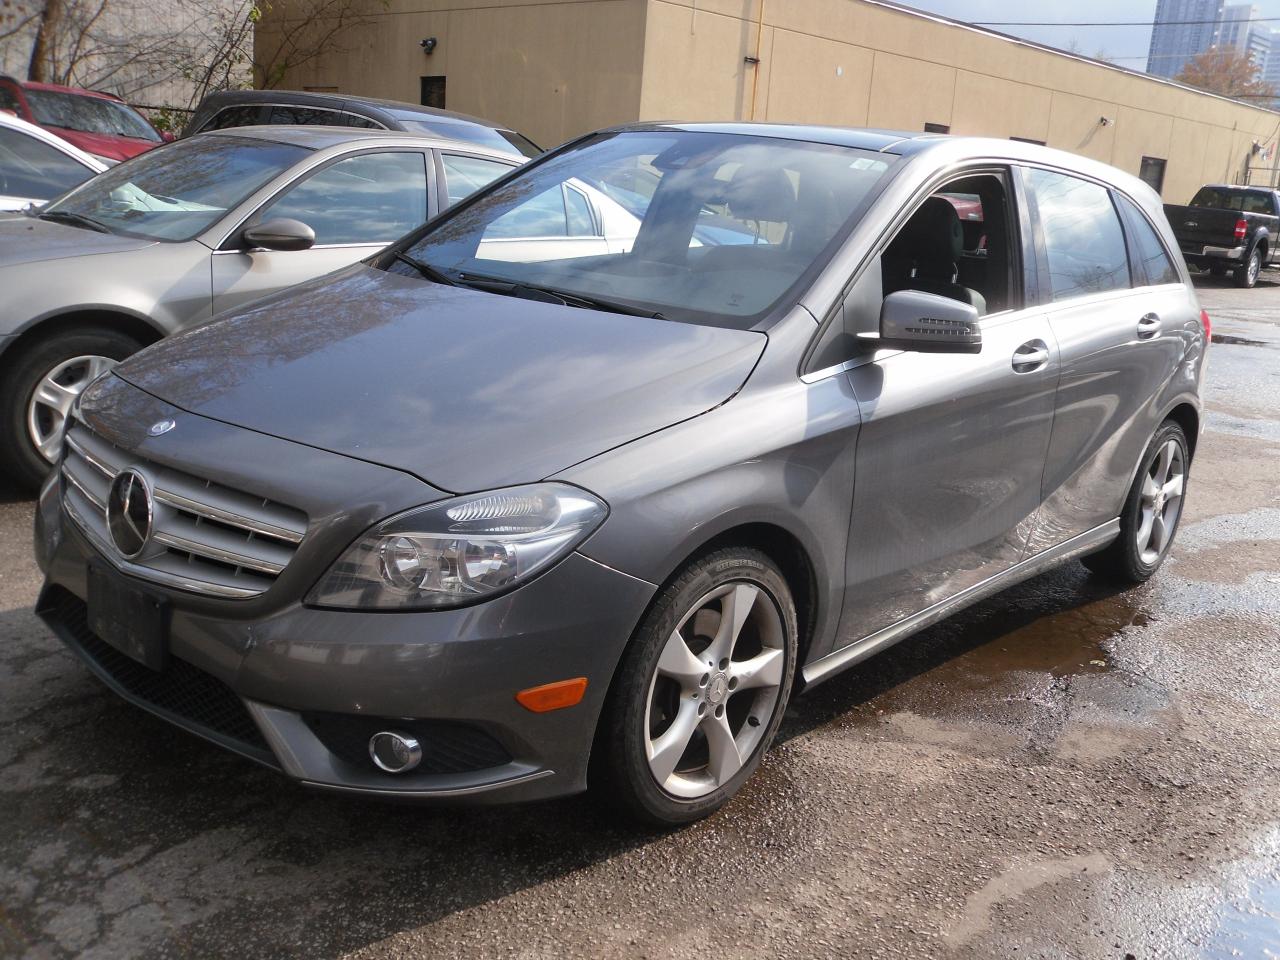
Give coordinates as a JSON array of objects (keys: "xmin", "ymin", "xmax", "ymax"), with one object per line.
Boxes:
[
  {"xmin": 107, "ymin": 469, "xmax": 154, "ymax": 559},
  {"xmin": 148, "ymin": 418, "xmax": 176, "ymax": 437}
]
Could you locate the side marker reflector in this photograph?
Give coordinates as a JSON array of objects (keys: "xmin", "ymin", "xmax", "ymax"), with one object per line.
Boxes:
[{"xmin": 516, "ymin": 677, "xmax": 588, "ymax": 713}]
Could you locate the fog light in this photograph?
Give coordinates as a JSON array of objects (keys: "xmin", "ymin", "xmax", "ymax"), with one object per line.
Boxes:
[{"xmin": 368, "ymin": 730, "xmax": 422, "ymax": 773}]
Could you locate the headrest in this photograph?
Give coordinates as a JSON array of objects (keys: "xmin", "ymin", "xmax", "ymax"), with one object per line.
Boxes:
[
  {"xmin": 891, "ymin": 196, "xmax": 964, "ymax": 273},
  {"xmin": 724, "ymin": 167, "xmax": 796, "ymax": 223}
]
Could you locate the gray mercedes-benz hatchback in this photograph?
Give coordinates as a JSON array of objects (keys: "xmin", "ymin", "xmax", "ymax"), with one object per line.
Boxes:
[{"xmin": 35, "ymin": 124, "xmax": 1207, "ymax": 824}]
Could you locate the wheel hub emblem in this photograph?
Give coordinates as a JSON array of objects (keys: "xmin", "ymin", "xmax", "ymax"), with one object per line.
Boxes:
[
  {"xmin": 106, "ymin": 469, "xmax": 154, "ymax": 559},
  {"xmin": 707, "ymin": 672, "xmax": 729, "ymax": 706}
]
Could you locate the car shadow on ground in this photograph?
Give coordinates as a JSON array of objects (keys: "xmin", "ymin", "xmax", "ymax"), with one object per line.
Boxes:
[{"xmin": 0, "ymin": 558, "xmax": 1135, "ymax": 957}]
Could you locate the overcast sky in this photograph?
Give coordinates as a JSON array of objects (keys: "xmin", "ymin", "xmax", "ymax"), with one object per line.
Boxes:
[{"xmin": 902, "ymin": 0, "xmax": 1280, "ymax": 70}]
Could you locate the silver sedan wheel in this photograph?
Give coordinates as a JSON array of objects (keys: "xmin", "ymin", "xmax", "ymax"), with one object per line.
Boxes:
[
  {"xmin": 1136, "ymin": 438, "xmax": 1185, "ymax": 566},
  {"xmin": 26, "ymin": 355, "xmax": 116, "ymax": 464},
  {"xmin": 644, "ymin": 581, "xmax": 786, "ymax": 799}
]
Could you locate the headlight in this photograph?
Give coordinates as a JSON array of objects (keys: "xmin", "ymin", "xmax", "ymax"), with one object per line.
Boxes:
[{"xmin": 307, "ymin": 483, "xmax": 607, "ymax": 610}]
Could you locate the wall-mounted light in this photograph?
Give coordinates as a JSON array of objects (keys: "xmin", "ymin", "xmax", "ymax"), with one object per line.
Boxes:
[
  {"xmin": 420, "ymin": 37, "xmax": 438, "ymax": 54},
  {"xmin": 1099, "ymin": 116, "xmax": 1112, "ymax": 126}
]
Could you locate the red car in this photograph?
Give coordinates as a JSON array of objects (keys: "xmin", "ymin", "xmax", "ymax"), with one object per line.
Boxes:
[{"xmin": 0, "ymin": 77, "xmax": 166, "ymax": 162}]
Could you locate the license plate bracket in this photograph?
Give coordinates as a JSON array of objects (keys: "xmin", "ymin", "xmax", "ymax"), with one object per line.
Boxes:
[{"xmin": 86, "ymin": 563, "xmax": 169, "ymax": 671}]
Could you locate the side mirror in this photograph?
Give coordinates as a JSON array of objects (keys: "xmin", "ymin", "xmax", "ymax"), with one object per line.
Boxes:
[
  {"xmin": 876, "ymin": 289, "xmax": 982, "ymax": 354},
  {"xmin": 242, "ymin": 218, "xmax": 316, "ymax": 252}
]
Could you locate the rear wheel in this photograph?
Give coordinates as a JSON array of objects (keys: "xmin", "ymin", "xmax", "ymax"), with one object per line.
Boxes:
[
  {"xmin": 0, "ymin": 328, "xmax": 144, "ymax": 490},
  {"xmin": 596, "ymin": 548, "xmax": 797, "ymax": 825},
  {"xmin": 1234, "ymin": 248, "xmax": 1261, "ymax": 288},
  {"xmin": 1082, "ymin": 420, "xmax": 1189, "ymax": 585}
]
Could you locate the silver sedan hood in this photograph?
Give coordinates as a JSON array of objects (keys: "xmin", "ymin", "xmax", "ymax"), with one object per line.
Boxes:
[
  {"xmin": 0, "ymin": 214, "xmax": 157, "ymax": 266},
  {"xmin": 115, "ymin": 265, "xmax": 766, "ymax": 492}
]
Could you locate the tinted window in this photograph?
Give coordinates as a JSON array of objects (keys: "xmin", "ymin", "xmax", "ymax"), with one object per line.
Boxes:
[
  {"xmin": 268, "ymin": 106, "xmax": 341, "ymax": 126},
  {"xmin": 204, "ymin": 105, "xmax": 265, "ymax": 131},
  {"xmin": 392, "ymin": 113, "xmax": 530, "ymax": 157},
  {"xmin": 0, "ymin": 127, "xmax": 95, "ymax": 199},
  {"xmin": 342, "ymin": 113, "xmax": 384, "ymax": 129},
  {"xmin": 24, "ymin": 89, "xmax": 160, "ymax": 141},
  {"xmin": 260, "ymin": 150, "xmax": 427, "ymax": 244},
  {"xmin": 0, "ymin": 85, "xmax": 20, "ymax": 112},
  {"xmin": 1029, "ymin": 168, "xmax": 1129, "ymax": 301},
  {"xmin": 43, "ymin": 135, "xmax": 307, "ymax": 241},
  {"xmin": 440, "ymin": 153, "xmax": 512, "ymax": 207},
  {"xmin": 1189, "ymin": 186, "xmax": 1277, "ymax": 214},
  {"xmin": 1118, "ymin": 195, "xmax": 1180, "ymax": 286}
]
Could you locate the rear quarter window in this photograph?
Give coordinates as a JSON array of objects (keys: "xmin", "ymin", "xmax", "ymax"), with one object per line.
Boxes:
[{"xmin": 1029, "ymin": 168, "xmax": 1130, "ymax": 302}]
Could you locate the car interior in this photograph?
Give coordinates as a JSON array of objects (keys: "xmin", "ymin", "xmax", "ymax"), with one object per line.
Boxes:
[{"xmin": 881, "ymin": 173, "xmax": 1015, "ymax": 316}]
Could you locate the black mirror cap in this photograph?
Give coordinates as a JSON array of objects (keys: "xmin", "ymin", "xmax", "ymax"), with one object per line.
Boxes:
[
  {"xmin": 875, "ymin": 289, "xmax": 982, "ymax": 354},
  {"xmin": 242, "ymin": 218, "xmax": 316, "ymax": 252}
]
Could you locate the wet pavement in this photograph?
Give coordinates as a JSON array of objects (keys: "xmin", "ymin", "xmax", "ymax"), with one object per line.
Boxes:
[{"xmin": 1, "ymin": 277, "xmax": 1279, "ymax": 959}]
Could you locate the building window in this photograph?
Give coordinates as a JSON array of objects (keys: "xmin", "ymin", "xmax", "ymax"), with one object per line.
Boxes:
[
  {"xmin": 1010, "ymin": 136, "xmax": 1047, "ymax": 146},
  {"xmin": 421, "ymin": 76, "xmax": 446, "ymax": 109},
  {"xmin": 1139, "ymin": 156, "xmax": 1167, "ymax": 195},
  {"xmin": 923, "ymin": 122, "xmax": 950, "ymax": 134}
]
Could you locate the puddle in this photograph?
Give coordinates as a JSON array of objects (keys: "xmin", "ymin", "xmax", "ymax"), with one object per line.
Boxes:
[
  {"xmin": 1211, "ymin": 333, "xmax": 1273, "ymax": 347},
  {"xmin": 1206, "ymin": 872, "xmax": 1280, "ymax": 958}
]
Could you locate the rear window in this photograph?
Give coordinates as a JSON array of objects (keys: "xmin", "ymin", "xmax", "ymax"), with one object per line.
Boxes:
[
  {"xmin": 1189, "ymin": 187, "xmax": 1276, "ymax": 215},
  {"xmin": 389, "ymin": 113, "xmax": 535, "ymax": 158}
]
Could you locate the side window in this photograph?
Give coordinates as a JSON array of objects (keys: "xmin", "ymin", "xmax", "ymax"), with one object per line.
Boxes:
[
  {"xmin": 1117, "ymin": 195, "xmax": 1180, "ymax": 286},
  {"xmin": 341, "ymin": 113, "xmax": 384, "ymax": 130},
  {"xmin": 203, "ymin": 105, "xmax": 266, "ymax": 131},
  {"xmin": 440, "ymin": 153, "xmax": 512, "ymax": 207},
  {"xmin": 257, "ymin": 151, "xmax": 428, "ymax": 245},
  {"xmin": 0, "ymin": 128, "xmax": 95, "ymax": 200},
  {"xmin": 565, "ymin": 185, "xmax": 596, "ymax": 236},
  {"xmin": 484, "ymin": 185, "xmax": 571, "ymax": 238},
  {"xmin": 1028, "ymin": 168, "xmax": 1130, "ymax": 302},
  {"xmin": 268, "ymin": 106, "xmax": 341, "ymax": 126}
]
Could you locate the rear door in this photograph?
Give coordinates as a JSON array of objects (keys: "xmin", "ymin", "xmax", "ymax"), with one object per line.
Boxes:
[
  {"xmin": 1025, "ymin": 167, "xmax": 1188, "ymax": 554},
  {"xmin": 212, "ymin": 149, "xmax": 433, "ymax": 314}
]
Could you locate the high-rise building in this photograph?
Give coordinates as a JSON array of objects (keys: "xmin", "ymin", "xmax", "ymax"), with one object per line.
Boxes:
[
  {"xmin": 1147, "ymin": 0, "xmax": 1226, "ymax": 78},
  {"xmin": 1218, "ymin": 3, "xmax": 1258, "ymax": 51}
]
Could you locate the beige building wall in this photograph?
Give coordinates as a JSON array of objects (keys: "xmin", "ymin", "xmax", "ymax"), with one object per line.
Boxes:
[{"xmin": 256, "ymin": 0, "xmax": 1280, "ymax": 203}]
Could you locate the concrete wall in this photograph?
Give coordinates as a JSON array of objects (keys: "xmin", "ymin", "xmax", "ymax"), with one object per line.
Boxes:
[{"xmin": 256, "ymin": 0, "xmax": 1280, "ymax": 203}]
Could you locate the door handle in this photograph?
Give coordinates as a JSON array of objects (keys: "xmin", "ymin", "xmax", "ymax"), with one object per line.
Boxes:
[
  {"xmin": 1137, "ymin": 313, "xmax": 1161, "ymax": 339},
  {"xmin": 1012, "ymin": 340, "xmax": 1050, "ymax": 372}
]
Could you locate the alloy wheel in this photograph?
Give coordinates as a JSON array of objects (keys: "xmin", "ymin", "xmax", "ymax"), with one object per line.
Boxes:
[
  {"xmin": 26, "ymin": 354, "xmax": 116, "ymax": 464},
  {"xmin": 1136, "ymin": 438, "xmax": 1185, "ymax": 566},
  {"xmin": 1249, "ymin": 251, "xmax": 1261, "ymax": 286},
  {"xmin": 643, "ymin": 581, "xmax": 786, "ymax": 799}
]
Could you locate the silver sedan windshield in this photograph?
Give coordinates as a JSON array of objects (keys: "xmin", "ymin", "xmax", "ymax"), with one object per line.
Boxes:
[
  {"xmin": 393, "ymin": 130, "xmax": 897, "ymax": 327},
  {"xmin": 41, "ymin": 135, "xmax": 309, "ymax": 242}
]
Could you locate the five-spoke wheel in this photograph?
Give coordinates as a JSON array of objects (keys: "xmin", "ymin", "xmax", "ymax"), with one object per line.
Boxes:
[{"xmin": 26, "ymin": 354, "xmax": 118, "ymax": 464}]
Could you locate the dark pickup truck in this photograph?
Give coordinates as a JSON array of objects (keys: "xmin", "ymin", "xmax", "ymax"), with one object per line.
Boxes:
[{"xmin": 1165, "ymin": 184, "xmax": 1279, "ymax": 288}]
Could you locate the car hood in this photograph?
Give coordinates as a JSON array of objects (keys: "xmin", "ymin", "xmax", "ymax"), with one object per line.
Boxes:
[
  {"xmin": 0, "ymin": 214, "xmax": 157, "ymax": 265},
  {"xmin": 115, "ymin": 265, "xmax": 767, "ymax": 492}
]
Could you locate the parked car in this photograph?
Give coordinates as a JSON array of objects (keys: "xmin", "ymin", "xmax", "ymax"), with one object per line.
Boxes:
[
  {"xmin": 0, "ymin": 126, "xmax": 524, "ymax": 488},
  {"xmin": 34, "ymin": 125, "xmax": 1206, "ymax": 825},
  {"xmin": 0, "ymin": 76, "xmax": 165, "ymax": 163},
  {"xmin": 1165, "ymin": 183, "xmax": 1279, "ymax": 288},
  {"xmin": 185, "ymin": 89, "xmax": 541, "ymax": 158},
  {"xmin": 0, "ymin": 112, "xmax": 105, "ymax": 211}
]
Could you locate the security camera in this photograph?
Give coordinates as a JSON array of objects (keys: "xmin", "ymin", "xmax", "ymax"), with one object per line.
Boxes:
[
  {"xmin": 1099, "ymin": 116, "xmax": 1112, "ymax": 126},
  {"xmin": 420, "ymin": 37, "xmax": 438, "ymax": 54}
]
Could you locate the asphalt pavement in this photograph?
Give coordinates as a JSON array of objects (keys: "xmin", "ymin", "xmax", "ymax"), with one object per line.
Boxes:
[{"xmin": 1, "ymin": 276, "xmax": 1278, "ymax": 959}]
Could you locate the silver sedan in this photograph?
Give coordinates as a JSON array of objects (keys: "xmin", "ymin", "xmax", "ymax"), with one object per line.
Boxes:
[{"xmin": 0, "ymin": 126, "xmax": 524, "ymax": 487}]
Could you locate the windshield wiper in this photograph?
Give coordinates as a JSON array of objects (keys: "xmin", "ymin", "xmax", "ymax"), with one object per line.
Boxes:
[
  {"xmin": 391, "ymin": 251, "xmax": 457, "ymax": 286},
  {"xmin": 457, "ymin": 272, "xmax": 667, "ymax": 320},
  {"xmin": 38, "ymin": 210, "xmax": 110, "ymax": 234}
]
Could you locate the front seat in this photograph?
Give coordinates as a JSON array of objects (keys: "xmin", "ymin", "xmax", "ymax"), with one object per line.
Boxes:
[{"xmin": 883, "ymin": 196, "xmax": 986, "ymax": 315}]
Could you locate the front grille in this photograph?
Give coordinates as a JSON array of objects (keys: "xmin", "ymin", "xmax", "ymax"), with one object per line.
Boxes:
[
  {"xmin": 40, "ymin": 588, "xmax": 276, "ymax": 764},
  {"xmin": 62, "ymin": 420, "xmax": 308, "ymax": 599},
  {"xmin": 303, "ymin": 712, "xmax": 512, "ymax": 775}
]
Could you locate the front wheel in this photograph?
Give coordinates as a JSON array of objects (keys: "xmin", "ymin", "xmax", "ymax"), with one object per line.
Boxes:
[
  {"xmin": 1082, "ymin": 420, "xmax": 1189, "ymax": 585},
  {"xmin": 595, "ymin": 548, "xmax": 797, "ymax": 825},
  {"xmin": 1234, "ymin": 248, "xmax": 1261, "ymax": 288}
]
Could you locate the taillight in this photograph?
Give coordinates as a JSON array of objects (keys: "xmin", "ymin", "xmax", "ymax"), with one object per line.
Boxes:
[
  {"xmin": 1235, "ymin": 219, "xmax": 1248, "ymax": 241},
  {"xmin": 1201, "ymin": 309, "xmax": 1212, "ymax": 340}
]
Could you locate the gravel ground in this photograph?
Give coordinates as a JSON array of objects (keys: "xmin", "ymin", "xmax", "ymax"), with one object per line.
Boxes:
[{"xmin": 1, "ymin": 277, "xmax": 1278, "ymax": 959}]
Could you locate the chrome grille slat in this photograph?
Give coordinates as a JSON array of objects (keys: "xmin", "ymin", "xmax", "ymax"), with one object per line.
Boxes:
[{"xmin": 60, "ymin": 420, "xmax": 308, "ymax": 599}]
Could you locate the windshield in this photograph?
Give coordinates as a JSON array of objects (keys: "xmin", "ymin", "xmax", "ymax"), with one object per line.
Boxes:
[
  {"xmin": 42, "ymin": 135, "xmax": 309, "ymax": 241},
  {"xmin": 388, "ymin": 130, "xmax": 897, "ymax": 327},
  {"xmin": 1189, "ymin": 186, "xmax": 1276, "ymax": 215},
  {"xmin": 25, "ymin": 89, "xmax": 161, "ymax": 142}
]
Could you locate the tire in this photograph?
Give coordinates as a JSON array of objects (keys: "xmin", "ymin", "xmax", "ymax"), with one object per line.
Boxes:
[
  {"xmin": 0, "ymin": 327, "xmax": 144, "ymax": 491},
  {"xmin": 595, "ymin": 547, "xmax": 798, "ymax": 826},
  {"xmin": 1234, "ymin": 248, "xmax": 1261, "ymax": 288},
  {"xmin": 1082, "ymin": 420, "xmax": 1189, "ymax": 585}
]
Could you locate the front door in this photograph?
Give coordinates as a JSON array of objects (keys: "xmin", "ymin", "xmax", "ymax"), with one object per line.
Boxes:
[{"xmin": 212, "ymin": 149, "xmax": 433, "ymax": 314}]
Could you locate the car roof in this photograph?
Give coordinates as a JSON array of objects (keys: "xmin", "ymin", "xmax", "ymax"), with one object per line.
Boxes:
[
  {"xmin": 0, "ymin": 110, "xmax": 107, "ymax": 169},
  {"xmin": 202, "ymin": 124, "xmax": 523, "ymax": 159},
  {"xmin": 200, "ymin": 88, "xmax": 515, "ymax": 131}
]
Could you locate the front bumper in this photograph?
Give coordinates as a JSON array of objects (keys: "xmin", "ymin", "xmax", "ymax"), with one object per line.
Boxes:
[{"xmin": 35, "ymin": 458, "xmax": 656, "ymax": 805}]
